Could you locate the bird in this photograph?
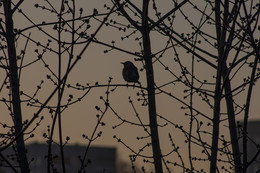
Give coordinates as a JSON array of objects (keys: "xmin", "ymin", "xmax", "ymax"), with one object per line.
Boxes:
[{"xmin": 121, "ymin": 61, "xmax": 140, "ymax": 84}]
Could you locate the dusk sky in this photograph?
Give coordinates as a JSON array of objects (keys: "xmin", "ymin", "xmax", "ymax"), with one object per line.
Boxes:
[{"xmin": 1, "ymin": 0, "xmax": 259, "ymax": 172}]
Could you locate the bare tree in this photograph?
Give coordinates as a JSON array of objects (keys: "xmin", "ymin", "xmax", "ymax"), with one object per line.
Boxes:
[
  {"xmin": 99, "ymin": 0, "xmax": 259, "ymax": 172},
  {"xmin": 0, "ymin": 0, "xmax": 259, "ymax": 173},
  {"xmin": 2, "ymin": 1, "xmax": 29, "ymax": 172},
  {"xmin": 0, "ymin": 0, "xmax": 115, "ymax": 172}
]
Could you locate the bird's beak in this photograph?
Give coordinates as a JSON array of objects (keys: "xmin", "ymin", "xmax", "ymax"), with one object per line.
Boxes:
[{"xmin": 121, "ymin": 62, "xmax": 125, "ymax": 64}]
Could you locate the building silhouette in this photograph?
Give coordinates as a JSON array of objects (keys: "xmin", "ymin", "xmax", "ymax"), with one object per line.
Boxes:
[
  {"xmin": 239, "ymin": 120, "xmax": 260, "ymax": 172},
  {"xmin": 0, "ymin": 143, "xmax": 116, "ymax": 173}
]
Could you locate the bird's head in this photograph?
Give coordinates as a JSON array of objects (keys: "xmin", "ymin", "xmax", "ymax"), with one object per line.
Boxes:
[{"xmin": 121, "ymin": 61, "xmax": 134, "ymax": 67}]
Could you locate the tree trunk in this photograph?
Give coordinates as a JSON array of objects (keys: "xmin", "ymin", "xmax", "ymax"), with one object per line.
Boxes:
[
  {"xmin": 142, "ymin": 0, "xmax": 163, "ymax": 172},
  {"xmin": 210, "ymin": 62, "xmax": 222, "ymax": 173},
  {"xmin": 3, "ymin": 1, "xmax": 30, "ymax": 172},
  {"xmin": 222, "ymin": 64, "xmax": 242, "ymax": 173}
]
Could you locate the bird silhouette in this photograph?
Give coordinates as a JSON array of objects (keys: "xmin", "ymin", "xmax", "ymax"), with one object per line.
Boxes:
[{"xmin": 121, "ymin": 61, "xmax": 140, "ymax": 84}]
